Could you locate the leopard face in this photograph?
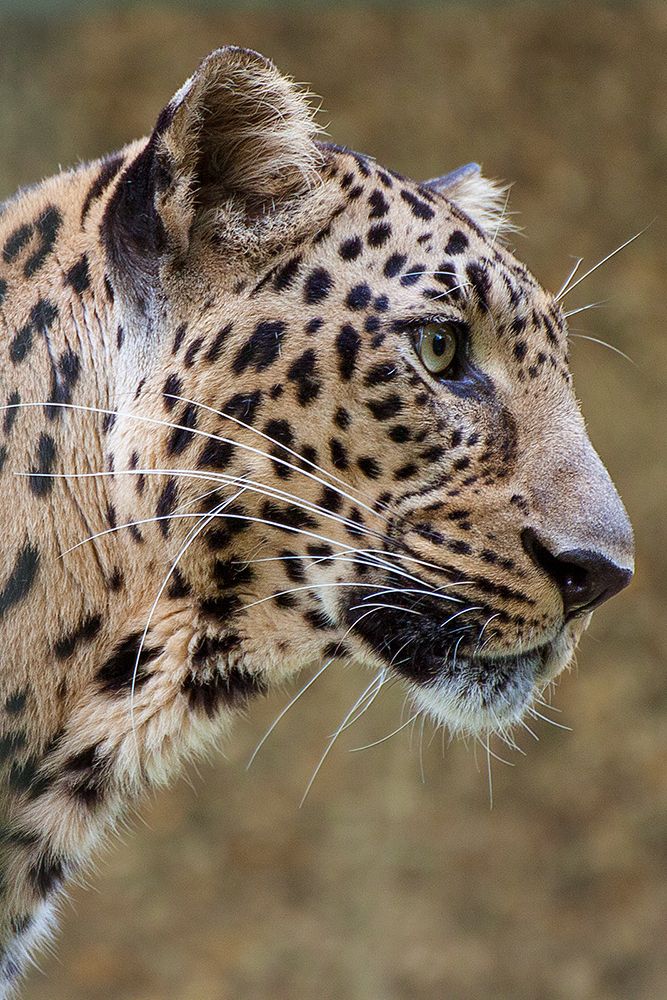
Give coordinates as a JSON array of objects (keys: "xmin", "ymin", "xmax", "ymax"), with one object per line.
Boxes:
[{"xmin": 97, "ymin": 47, "xmax": 634, "ymax": 740}]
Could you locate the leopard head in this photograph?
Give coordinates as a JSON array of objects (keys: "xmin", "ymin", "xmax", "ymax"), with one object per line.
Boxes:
[{"xmin": 100, "ymin": 47, "xmax": 633, "ymax": 739}]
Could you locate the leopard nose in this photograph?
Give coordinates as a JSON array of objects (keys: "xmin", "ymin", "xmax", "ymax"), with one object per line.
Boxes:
[{"xmin": 521, "ymin": 528, "xmax": 633, "ymax": 621}]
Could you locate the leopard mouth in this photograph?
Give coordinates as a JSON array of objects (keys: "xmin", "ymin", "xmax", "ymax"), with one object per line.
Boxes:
[{"xmin": 344, "ymin": 591, "xmax": 572, "ymax": 736}]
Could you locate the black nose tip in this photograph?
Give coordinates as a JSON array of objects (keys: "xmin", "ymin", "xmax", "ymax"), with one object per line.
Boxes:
[{"xmin": 521, "ymin": 528, "xmax": 633, "ymax": 621}]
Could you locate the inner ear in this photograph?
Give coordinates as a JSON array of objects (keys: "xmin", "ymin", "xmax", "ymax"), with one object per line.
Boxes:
[
  {"xmin": 103, "ymin": 46, "xmax": 323, "ymax": 279},
  {"xmin": 162, "ymin": 46, "xmax": 322, "ymax": 220}
]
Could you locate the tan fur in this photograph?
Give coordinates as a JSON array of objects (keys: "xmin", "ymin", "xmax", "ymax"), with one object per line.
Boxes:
[{"xmin": 0, "ymin": 47, "xmax": 633, "ymax": 997}]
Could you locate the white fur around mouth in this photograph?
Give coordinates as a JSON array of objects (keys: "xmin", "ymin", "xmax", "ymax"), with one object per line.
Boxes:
[{"xmin": 408, "ymin": 637, "xmax": 573, "ymax": 738}]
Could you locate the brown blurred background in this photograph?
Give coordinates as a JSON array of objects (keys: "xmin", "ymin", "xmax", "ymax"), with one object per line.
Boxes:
[{"xmin": 1, "ymin": 2, "xmax": 665, "ymax": 998}]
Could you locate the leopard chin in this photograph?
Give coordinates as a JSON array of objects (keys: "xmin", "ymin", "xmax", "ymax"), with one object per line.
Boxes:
[{"xmin": 408, "ymin": 626, "xmax": 581, "ymax": 738}]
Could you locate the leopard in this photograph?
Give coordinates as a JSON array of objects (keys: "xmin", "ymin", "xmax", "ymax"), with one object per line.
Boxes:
[{"xmin": 0, "ymin": 46, "xmax": 634, "ymax": 997}]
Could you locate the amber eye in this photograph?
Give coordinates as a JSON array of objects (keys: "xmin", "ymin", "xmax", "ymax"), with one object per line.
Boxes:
[{"xmin": 415, "ymin": 322, "xmax": 461, "ymax": 376}]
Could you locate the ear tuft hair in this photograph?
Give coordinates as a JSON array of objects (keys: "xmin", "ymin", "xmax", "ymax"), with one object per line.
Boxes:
[
  {"xmin": 103, "ymin": 46, "xmax": 324, "ymax": 284},
  {"xmin": 163, "ymin": 47, "xmax": 323, "ymax": 212},
  {"xmin": 425, "ymin": 163, "xmax": 518, "ymax": 242}
]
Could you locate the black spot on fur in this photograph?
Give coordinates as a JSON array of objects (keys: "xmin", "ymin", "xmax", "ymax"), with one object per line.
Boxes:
[
  {"xmin": 45, "ymin": 348, "xmax": 81, "ymax": 421},
  {"xmin": 81, "ymin": 153, "xmax": 124, "ymax": 223},
  {"xmin": 172, "ymin": 323, "xmax": 187, "ymax": 355},
  {"xmin": 233, "ymin": 320, "xmax": 285, "ymax": 374},
  {"xmin": 182, "ymin": 667, "xmax": 266, "ymax": 717},
  {"xmin": 274, "ymin": 255, "xmax": 302, "ymax": 291},
  {"xmin": 167, "ymin": 403, "xmax": 198, "ymax": 455},
  {"xmin": 367, "ymin": 394, "xmax": 402, "ymax": 421},
  {"xmin": 212, "ymin": 559, "xmax": 255, "ymax": 590},
  {"xmin": 3, "ymin": 391, "xmax": 20, "ymax": 434},
  {"xmin": 10, "ymin": 298, "xmax": 58, "ymax": 365},
  {"xmin": 65, "ymin": 255, "xmax": 91, "ymax": 294},
  {"xmin": 197, "ymin": 438, "xmax": 235, "ymax": 470},
  {"xmin": 305, "ymin": 317, "xmax": 323, "ymax": 335},
  {"xmin": 394, "ymin": 463, "xmax": 418, "ymax": 480},
  {"xmin": 364, "ymin": 362, "xmax": 397, "ymax": 387},
  {"xmin": 156, "ymin": 478, "xmax": 178, "ymax": 536},
  {"xmin": 367, "ymin": 223, "xmax": 391, "ymax": 247},
  {"xmin": 199, "ymin": 594, "xmax": 243, "ymax": 619},
  {"xmin": 303, "ymin": 609, "xmax": 332, "ymax": 631},
  {"xmin": 28, "ymin": 434, "xmax": 56, "ymax": 496},
  {"xmin": 97, "ymin": 632, "xmax": 161, "ymax": 693},
  {"xmin": 29, "ymin": 852, "xmax": 66, "ymax": 899},
  {"xmin": 384, "ymin": 253, "xmax": 407, "ymax": 279},
  {"xmin": 25, "ymin": 205, "xmax": 62, "ymax": 277},
  {"xmin": 339, "ymin": 236, "xmax": 363, "ymax": 261},
  {"xmin": 304, "ymin": 268, "xmax": 333, "ymax": 304},
  {"xmin": 346, "ymin": 283, "xmax": 372, "ymax": 311},
  {"xmin": 205, "ymin": 322, "xmax": 233, "ymax": 363},
  {"xmin": 368, "ymin": 189, "xmax": 389, "ymax": 217},
  {"xmin": 445, "ymin": 230, "xmax": 469, "ymax": 255},
  {"xmin": 191, "ymin": 633, "xmax": 242, "ymax": 665},
  {"xmin": 336, "ymin": 324, "xmax": 361, "ymax": 380},
  {"xmin": 287, "ymin": 348, "xmax": 321, "ymax": 405},
  {"xmin": 261, "ymin": 501, "xmax": 317, "ymax": 533},
  {"xmin": 357, "ymin": 456, "xmax": 381, "ymax": 479},
  {"xmin": 329, "ymin": 437, "xmax": 349, "ymax": 470},
  {"xmin": 400, "ymin": 262, "xmax": 425, "ymax": 287},
  {"xmin": 4, "ymin": 690, "xmax": 27, "ymax": 715},
  {"xmin": 54, "ymin": 614, "xmax": 103, "ymax": 659},
  {"xmin": 167, "ymin": 567, "xmax": 191, "ymax": 600},
  {"xmin": 64, "ymin": 745, "xmax": 109, "ymax": 807},
  {"xmin": 389, "ymin": 424, "xmax": 411, "ymax": 443},
  {"xmin": 0, "ymin": 731, "xmax": 26, "ymax": 762},
  {"xmin": 319, "ymin": 486, "xmax": 342, "ymax": 513},
  {"xmin": 162, "ymin": 373, "xmax": 182, "ymax": 410},
  {"xmin": 223, "ymin": 389, "xmax": 263, "ymax": 425},
  {"xmin": 334, "ymin": 407, "xmax": 351, "ymax": 430},
  {"xmin": 281, "ymin": 551, "xmax": 305, "ymax": 583},
  {"xmin": 265, "ymin": 418, "xmax": 294, "ymax": 479},
  {"xmin": 466, "ymin": 261, "xmax": 491, "ymax": 310},
  {"xmin": 184, "ymin": 336, "xmax": 204, "ymax": 368},
  {"xmin": 400, "ymin": 190, "xmax": 434, "ymax": 220}
]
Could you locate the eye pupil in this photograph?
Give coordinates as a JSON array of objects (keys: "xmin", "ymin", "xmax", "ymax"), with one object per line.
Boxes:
[
  {"xmin": 414, "ymin": 321, "xmax": 465, "ymax": 379},
  {"xmin": 431, "ymin": 334, "xmax": 447, "ymax": 357}
]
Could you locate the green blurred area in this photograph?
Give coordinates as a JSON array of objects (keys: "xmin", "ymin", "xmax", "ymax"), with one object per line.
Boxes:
[{"xmin": 1, "ymin": 3, "xmax": 665, "ymax": 998}]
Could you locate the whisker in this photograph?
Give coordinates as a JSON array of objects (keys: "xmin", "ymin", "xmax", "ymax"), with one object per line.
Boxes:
[
  {"xmin": 555, "ymin": 224, "xmax": 651, "ymax": 302},
  {"xmin": 527, "ymin": 706, "xmax": 572, "ymax": 732},
  {"xmin": 166, "ymin": 392, "xmax": 391, "ymax": 519},
  {"xmin": 569, "ymin": 333, "xmax": 637, "ymax": 367},
  {"xmin": 247, "ymin": 606, "xmax": 384, "ymax": 767},
  {"xmin": 129, "ymin": 487, "xmax": 246, "ymax": 752},
  {"xmin": 563, "ymin": 299, "xmax": 607, "ymax": 318},
  {"xmin": 246, "ymin": 659, "xmax": 333, "ymax": 769},
  {"xmin": 350, "ymin": 712, "xmax": 421, "ymax": 752},
  {"xmin": 300, "ymin": 669, "xmax": 385, "ymax": 807},
  {"xmin": 5, "ymin": 399, "xmax": 387, "ymax": 527},
  {"xmin": 554, "ymin": 257, "xmax": 583, "ymax": 301}
]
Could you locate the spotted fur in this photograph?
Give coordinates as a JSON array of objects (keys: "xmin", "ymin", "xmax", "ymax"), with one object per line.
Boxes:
[{"xmin": 0, "ymin": 47, "xmax": 633, "ymax": 996}]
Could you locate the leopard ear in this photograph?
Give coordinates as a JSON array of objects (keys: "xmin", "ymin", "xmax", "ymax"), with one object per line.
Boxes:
[
  {"xmin": 424, "ymin": 163, "xmax": 515, "ymax": 240},
  {"xmin": 103, "ymin": 47, "xmax": 322, "ymax": 279}
]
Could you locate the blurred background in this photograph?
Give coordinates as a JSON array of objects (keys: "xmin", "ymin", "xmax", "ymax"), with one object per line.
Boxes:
[{"xmin": 1, "ymin": 2, "xmax": 665, "ymax": 998}]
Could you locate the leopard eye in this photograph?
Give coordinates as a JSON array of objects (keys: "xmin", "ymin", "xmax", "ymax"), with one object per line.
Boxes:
[{"xmin": 415, "ymin": 322, "xmax": 461, "ymax": 377}]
